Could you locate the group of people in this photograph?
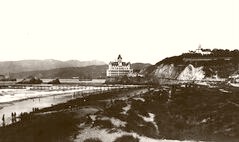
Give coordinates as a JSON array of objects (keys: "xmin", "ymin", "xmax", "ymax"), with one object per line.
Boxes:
[
  {"xmin": 1, "ymin": 112, "xmax": 18, "ymax": 127},
  {"xmin": 32, "ymin": 107, "xmax": 39, "ymax": 112},
  {"xmin": 1, "ymin": 107, "xmax": 42, "ymax": 127}
]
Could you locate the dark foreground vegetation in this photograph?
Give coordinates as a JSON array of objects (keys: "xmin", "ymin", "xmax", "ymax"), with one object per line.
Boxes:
[
  {"xmin": 0, "ymin": 88, "xmax": 141, "ymax": 142},
  {"xmin": 93, "ymin": 86, "xmax": 239, "ymax": 142},
  {"xmin": 0, "ymin": 112, "xmax": 79, "ymax": 142},
  {"xmin": 1, "ymin": 85, "xmax": 239, "ymax": 142}
]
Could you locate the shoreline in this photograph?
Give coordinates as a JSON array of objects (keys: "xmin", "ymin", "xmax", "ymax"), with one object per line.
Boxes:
[
  {"xmin": 1, "ymin": 84, "xmax": 238, "ymax": 142},
  {"xmin": 0, "ymin": 86, "xmax": 202, "ymax": 142},
  {"xmin": 0, "ymin": 89, "xmax": 82, "ymax": 104},
  {"xmin": 0, "ymin": 87, "xmax": 148, "ymax": 141},
  {"xmin": 0, "ymin": 85, "xmax": 145, "ymax": 126}
]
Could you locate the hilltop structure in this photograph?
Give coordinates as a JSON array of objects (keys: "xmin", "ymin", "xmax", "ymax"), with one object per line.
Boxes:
[
  {"xmin": 189, "ymin": 45, "xmax": 211, "ymax": 55},
  {"xmin": 106, "ymin": 55, "xmax": 133, "ymax": 77}
]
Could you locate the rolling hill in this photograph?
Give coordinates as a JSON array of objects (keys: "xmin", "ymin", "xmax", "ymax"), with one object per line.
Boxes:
[
  {"xmin": 10, "ymin": 65, "xmax": 108, "ymax": 79},
  {"xmin": 10, "ymin": 63, "xmax": 151, "ymax": 79},
  {"xmin": 0, "ymin": 59, "xmax": 106, "ymax": 74}
]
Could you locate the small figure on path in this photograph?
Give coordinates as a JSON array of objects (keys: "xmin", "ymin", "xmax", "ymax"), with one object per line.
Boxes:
[
  {"xmin": 11, "ymin": 112, "xmax": 14, "ymax": 123},
  {"xmin": 2, "ymin": 114, "xmax": 5, "ymax": 122},
  {"xmin": 2, "ymin": 114, "xmax": 5, "ymax": 126},
  {"xmin": 13, "ymin": 112, "xmax": 17, "ymax": 123}
]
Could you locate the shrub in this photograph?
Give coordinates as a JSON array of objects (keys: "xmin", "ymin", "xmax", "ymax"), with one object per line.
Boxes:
[
  {"xmin": 113, "ymin": 135, "xmax": 139, "ymax": 142},
  {"xmin": 93, "ymin": 119, "xmax": 113, "ymax": 129},
  {"xmin": 83, "ymin": 138, "xmax": 102, "ymax": 142}
]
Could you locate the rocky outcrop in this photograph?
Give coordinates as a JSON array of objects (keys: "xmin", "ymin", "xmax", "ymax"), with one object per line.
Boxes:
[
  {"xmin": 18, "ymin": 76, "xmax": 43, "ymax": 84},
  {"xmin": 150, "ymin": 64, "xmax": 205, "ymax": 84},
  {"xmin": 47, "ymin": 78, "xmax": 61, "ymax": 84},
  {"xmin": 177, "ymin": 64, "xmax": 205, "ymax": 81},
  {"xmin": 154, "ymin": 64, "xmax": 180, "ymax": 79}
]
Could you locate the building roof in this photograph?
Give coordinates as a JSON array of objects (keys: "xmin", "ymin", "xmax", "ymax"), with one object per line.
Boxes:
[
  {"xmin": 109, "ymin": 61, "xmax": 130, "ymax": 66},
  {"xmin": 118, "ymin": 54, "xmax": 122, "ymax": 60}
]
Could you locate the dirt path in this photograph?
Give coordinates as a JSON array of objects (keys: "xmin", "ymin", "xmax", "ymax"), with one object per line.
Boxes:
[{"xmin": 72, "ymin": 88, "xmax": 151, "ymax": 142}]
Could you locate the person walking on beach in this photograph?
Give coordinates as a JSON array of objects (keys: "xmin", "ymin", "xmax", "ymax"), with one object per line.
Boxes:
[
  {"xmin": 11, "ymin": 112, "xmax": 14, "ymax": 123},
  {"xmin": 13, "ymin": 112, "xmax": 17, "ymax": 123},
  {"xmin": 2, "ymin": 114, "xmax": 5, "ymax": 122},
  {"xmin": 2, "ymin": 114, "xmax": 5, "ymax": 126}
]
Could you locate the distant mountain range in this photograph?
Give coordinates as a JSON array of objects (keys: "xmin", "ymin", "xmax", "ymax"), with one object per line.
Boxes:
[
  {"xmin": 7, "ymin": 62, "xmax": 151, "ymax": 79},
  {"xmin": 0, "ymin": 59, "xmax": 106, "ymax": 74},
  {"xmin": 11, "ymin": 65, "xmax": 108, "ymax": 79}
]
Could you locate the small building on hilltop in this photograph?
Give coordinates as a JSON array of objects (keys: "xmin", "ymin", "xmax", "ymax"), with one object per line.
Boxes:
[
  {"xmin": 189, "ymin": 45, "xmax": 211, "ymax": 55},
  {"xmin": 106, "ymin": 54, "xmax": 133, "ymax": 77}
]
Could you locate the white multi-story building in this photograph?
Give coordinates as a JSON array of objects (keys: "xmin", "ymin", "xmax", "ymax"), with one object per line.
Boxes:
[{"xmin": 106, "ymin": 55, "xmax": 133, "ymax": 77}]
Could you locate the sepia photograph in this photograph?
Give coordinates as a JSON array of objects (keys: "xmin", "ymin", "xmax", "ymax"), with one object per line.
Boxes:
[{"xmin": 0, "ymin": 0, "xmax": 239, "ymax": 142}]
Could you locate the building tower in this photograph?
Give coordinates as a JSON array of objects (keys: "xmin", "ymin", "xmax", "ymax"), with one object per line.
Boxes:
[{"xmin": 118, "ymin": 54, "xmax": 122, "ymax": 66}]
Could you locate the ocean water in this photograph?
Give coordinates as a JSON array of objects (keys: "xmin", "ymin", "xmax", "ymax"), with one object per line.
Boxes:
[
  {"xmin": 0, "ymin": 84, "xmax": 137, "ymax": 126},
  {"xmin": 0, "ymin": 86, "xmax": 104, "ymax": 125}
]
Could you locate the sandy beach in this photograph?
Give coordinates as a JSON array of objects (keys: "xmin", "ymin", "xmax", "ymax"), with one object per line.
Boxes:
[
  {"xmin": 0, "ymin": 85, "xmax": 143, "ymax": 126},
  {"xmin": 0, "ymin": 84, "xmax": 239, "ymax": 142}
]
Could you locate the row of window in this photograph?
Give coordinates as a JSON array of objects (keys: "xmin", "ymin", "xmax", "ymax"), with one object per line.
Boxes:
[
  {"xmin": 109, "ymin": 67, "xmax": 130, "ymax": 70},
  {"xmin": 107, "ymin": 73, "xmax": 129, "ymax": 76},
  {"xmin": 107, "ymin": 70, "xmax": 131, "ymax": 72},
  {"xmin": 107, "ymin": 68, "xmax": 134, "ymax": 70}
]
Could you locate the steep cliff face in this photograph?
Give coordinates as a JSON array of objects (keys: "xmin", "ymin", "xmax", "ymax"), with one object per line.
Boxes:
[
  {"xmin": 154, "ymin": 64, "xmax": 180, "ymax": 79},
  {"xmin": 143, "ymin": 51, "xmax": 239, "ymax": 84},
  {"xmin": 177, "ymin": 64, "xmax": 205, "ymax": 81},
  {"xmin": 150, "ymin": 63, "xmax": 205, "ymax": 83}
]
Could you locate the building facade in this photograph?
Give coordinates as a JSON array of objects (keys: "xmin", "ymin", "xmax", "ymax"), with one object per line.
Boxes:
[{"xmin": 106, "ymin": 55, "xmax": 133, "ymax": 77}]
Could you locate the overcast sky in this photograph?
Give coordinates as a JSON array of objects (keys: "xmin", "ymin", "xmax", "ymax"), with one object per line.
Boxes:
[{"xmin": 0, "ymin": 0, "xmax": 238, "ymax": 64}]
